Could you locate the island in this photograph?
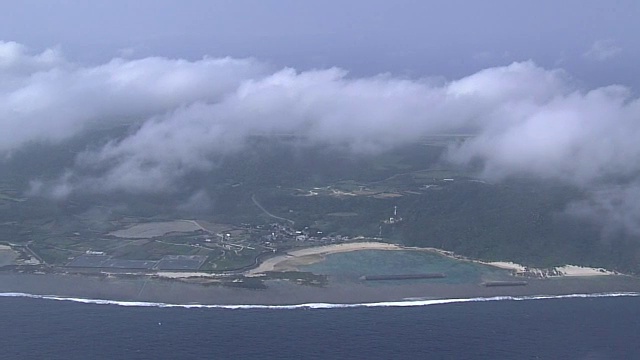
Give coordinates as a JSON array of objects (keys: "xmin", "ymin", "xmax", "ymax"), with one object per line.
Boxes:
[{"xmin": 2, "ymin": 136, "xmax": 640, "ymax": 305}]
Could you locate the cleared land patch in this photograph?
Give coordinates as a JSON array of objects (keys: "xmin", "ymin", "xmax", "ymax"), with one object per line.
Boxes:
[
  {"xmin": 109, "ymin": 220, "xmax": 204, "ymax": 239},
  {"xmin": 0, "ymin": 247, "xmax": 19, "ymax": 266}
]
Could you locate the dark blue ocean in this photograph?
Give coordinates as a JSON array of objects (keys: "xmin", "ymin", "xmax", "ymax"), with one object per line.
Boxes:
[{"xmin": 1, "ymin": 295, "xmax": 640, "ymax": 359}]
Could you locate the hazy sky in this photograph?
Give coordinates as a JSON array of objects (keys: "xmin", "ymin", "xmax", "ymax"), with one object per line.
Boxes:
[
  {"xmin": 0, "ymin": 0, "xmax": 637, "ymax": 85},
  {"xmin": 2, "ymin": 1, "xmax": 639, "ymax": 234}
]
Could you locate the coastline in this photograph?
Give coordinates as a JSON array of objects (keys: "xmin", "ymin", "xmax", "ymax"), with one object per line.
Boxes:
[
  {"xmin": 1, "ymin": 271, "xmax": 638, "ymax": 306},
  {"xmin": 245, "ymin": 241, "xmax": 619, "ymax": 279},
  {"xmin": 1, "ymin": 241, "xmax": 636, "ymax": 306},
  {"xmin": 4, "ymin": 240, "xmax": 620, "ymax": 280}
]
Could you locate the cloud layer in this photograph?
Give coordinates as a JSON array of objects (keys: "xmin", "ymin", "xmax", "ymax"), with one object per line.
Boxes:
[
  {"xmin": 3, "ymin": 41, "xmax": 640, "ymax": 233},
  {"xmin": 0, "ymin": 41, "xmax": 267, "ymax": 153}
]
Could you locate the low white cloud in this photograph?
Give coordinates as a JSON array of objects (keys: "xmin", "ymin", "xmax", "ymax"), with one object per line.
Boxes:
[
  {"xmin": 4, "ymin": 41, "xmax": 640, "ymax": 235},
  {"xmin": 448, "ymin": 85, "xmax": 640, "ymax": 184},
  {"xmin": 54, "ymin": 61, "xmax": 574, "ymax": 194},
  {"xmin": 583, "ymin": 39, "xmax": 622, "ymax": 61},
  {"xmin": 0, "ymin": 41, "xmax": 63, "ymax": 72},
  {"xmin": 0, "ymin": 41, "xmax": 268, "ymax": 152},
  {"xmin": 566, "ymin": 184, "xmax": 640, "ymax": 238}
]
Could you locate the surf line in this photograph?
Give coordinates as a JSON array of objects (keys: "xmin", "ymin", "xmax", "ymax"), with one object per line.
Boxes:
[{"xmin": 1, "ymin": 292, "xmax": 639, "ymax": 310}]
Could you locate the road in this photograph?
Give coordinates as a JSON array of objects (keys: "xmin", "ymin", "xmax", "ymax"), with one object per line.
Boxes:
[
  {"xmin": 24, "ymin": 243, "xmax": 46, "ymax": 265},
  {"xmin": 181, "ymin": 219, "xmax": 210, "ymax": 232},
  {"xmin": 251, "ymin": 194, "xmax": 295, "ymax": 225}
]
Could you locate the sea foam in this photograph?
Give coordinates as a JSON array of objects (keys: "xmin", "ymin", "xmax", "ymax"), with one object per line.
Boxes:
[{"xmin": 0, "ymin": 292, "xmax": 638, "ymax": 310}]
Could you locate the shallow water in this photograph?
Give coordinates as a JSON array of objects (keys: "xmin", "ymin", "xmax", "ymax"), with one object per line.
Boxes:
[{"xmin": 301, "ymin": 250, "xmax": 511, "ymax": 284}]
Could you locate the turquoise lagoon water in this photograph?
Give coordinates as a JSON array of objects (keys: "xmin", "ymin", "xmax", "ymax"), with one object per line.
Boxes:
[{"xmin": 300, "ymin": 250, "xmax": 511, "ymax": 284}]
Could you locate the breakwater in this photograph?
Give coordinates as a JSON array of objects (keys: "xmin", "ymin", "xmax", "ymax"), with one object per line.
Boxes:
[
  {"xmin": 361, "ymin": 273, "xmax": 446, "ymax": 281},
  {"xmin": 482, "ymin": 281, "xmax": 528, "ymax": 287}
]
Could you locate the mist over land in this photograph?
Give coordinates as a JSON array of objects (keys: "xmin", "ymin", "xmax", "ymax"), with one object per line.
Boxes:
[{"xmin": 0, "ymin": 39, "xmax": 639, "ymax": 239}]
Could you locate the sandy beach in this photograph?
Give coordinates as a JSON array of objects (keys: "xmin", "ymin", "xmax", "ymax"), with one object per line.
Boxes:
[
  {"xmin": 247, "ymin": 242, "xmax": 402, "ymax": 275},
  {"xmin": 476, "ymin": 260, "xmax": 615, "ymax": 277},
  {"xmin": 247, "ymin": 241, "xmax": 620, "ymax": 279},
  {"xmin": 555, "ymin": 265, "xmax": 615, "ymax": 277},
  {"xmin": 485, "ymin": 261, "xmax": 527, "ymax": 272}
]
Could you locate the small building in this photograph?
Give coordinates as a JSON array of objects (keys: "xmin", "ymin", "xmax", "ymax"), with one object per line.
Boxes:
[{"xmin": 85, "ymin": 250, "xmax": 105, "ymax": 256}]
